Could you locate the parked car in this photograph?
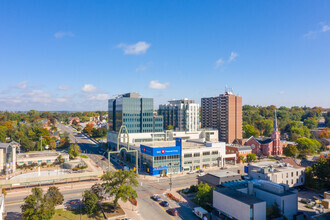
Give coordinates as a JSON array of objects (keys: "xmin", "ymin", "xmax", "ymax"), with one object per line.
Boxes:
[
  {"xmin": 221, "ymin": 166, "xmax": 228, "ymax": 170},
  {"xmin": 160, "ymin": 201, "xmax": 169, "ymax": 207},
  {"xmin": 151, "ymin": 194, "xmax": 162, "ymax": 201},
  {"xmin": 197, "ymin": 173, "xmax": 205, "ymax": 177},
  {"xmin": 187, "ymin": 170, "xmax": 195, "ymax": 174},
  {"xmin": 168, "ymin": 208, "xmax": 178, "ymax": 216},
  {"xmin": 197, "ymin": 169, "xmax": 204, "ymax": 173},
  {"xmin": 101, "ymin": 157, "xmax": 106, "ymax": 161}
]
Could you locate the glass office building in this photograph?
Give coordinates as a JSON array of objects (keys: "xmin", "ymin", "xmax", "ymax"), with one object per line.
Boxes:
[{"xmin": 108, "ymin": 93, "xmax": 163, "ymax": 133}]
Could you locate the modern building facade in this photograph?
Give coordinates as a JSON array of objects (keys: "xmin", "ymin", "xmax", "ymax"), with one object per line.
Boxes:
[
  {"xmin": 108, "ymin": 93, "xmax": 163, "ymax": 133},
  {"xmin": 245, "ymin": 110, "xmax": 283, "ymax": 156},
  {"xmin": 0, "ymin": 142, "xmax": 18, "ymax": 174},
  {"xmin": 139, "ymin": 139, "xmax": 236, "ymax": 175},
  {"xmin": 201, "ymin": 91, "xmax": 242, "ymax": 144},
  {"xmin": 247, "ymin": 161, "xmax": 305, "ymax": 187},
  {"xmin": 159, "ymin": 99, "xmax": 199, "ymax": 132}
]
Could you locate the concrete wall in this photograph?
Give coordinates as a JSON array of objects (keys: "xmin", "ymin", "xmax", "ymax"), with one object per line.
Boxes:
[{"xmin": 213, "ymin": 190, "xmax": 266, "ymax": 220}]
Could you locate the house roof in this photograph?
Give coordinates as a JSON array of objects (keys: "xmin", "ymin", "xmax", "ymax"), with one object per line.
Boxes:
[
  {"xmin": 255, "ymin": 138, "xmax": 273, "ymax": 144},
  {"xmin": 281, "ymin": 158, "xmax": 299, "ymax": 167}
]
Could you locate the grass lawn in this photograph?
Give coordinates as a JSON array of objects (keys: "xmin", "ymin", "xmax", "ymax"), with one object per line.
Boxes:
[{"xmin": 52, "ymin": 209, "xmax": 103, "ymax": 220}]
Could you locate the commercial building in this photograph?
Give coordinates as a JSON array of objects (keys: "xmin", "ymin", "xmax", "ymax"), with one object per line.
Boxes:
[
  {"xmin": 159, "ymin": 99, "xmax": 199, "ymax": 132},
  {"xmin": 139, "ymin": 138, "xmax": 236, "ymax": 175},
  {"xmin": 198, "ymin": 170, "xmax": 242, "ymax": 188},
  {"xmin": 108, "ymin": 92, "xmax": 163, "ymax": 134},
  {"xmin": 213, "ymin": 179, "xmax": 299, "ymax": 220},
  {"xmin": 107, "ymin": 129, "xmax": 219, "ymax": 149},
  {"xmin": 201, "ymin": 91, "xmax": 242, "ymax": 144},
  {"xmin": 245, "ymin": 110, "xmax": 283, "ymax": 156},
  {"xmin": 247, "ymin": 161, "xmax": 305, "ymax": 187},
  {"xmin": 0, "ymin": 142, "xmax": 18, "ymax": 174},
  {"xmin": 17, "ymin": 151, "xmax": 69, "ymax": 166},
  {"xmin": 226, "ymin": 145, "xmax": 252, "ymax": 163}
]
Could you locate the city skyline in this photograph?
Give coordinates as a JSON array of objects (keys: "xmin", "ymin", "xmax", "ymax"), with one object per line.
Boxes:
[{"xmin": 1, "ymin": 1, "xmax": 330, "ymax": 111}]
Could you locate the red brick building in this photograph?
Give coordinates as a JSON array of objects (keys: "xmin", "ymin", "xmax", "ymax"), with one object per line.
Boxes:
[
  {"xmin": 226, "ymin": 145, "xmax": 252, "ymax": 163},
  {"xmin": 245, "ymin": 110, "xmax": 283, "ymax": 156}
]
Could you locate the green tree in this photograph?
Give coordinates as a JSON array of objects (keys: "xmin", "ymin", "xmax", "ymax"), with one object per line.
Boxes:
[
  {"xmin": 21, "ymin": 188, "xmax": 55, "ymax": 220},
  {"xmin": 304, "ymin": 166, "xmax": 314, "ymax": 187},
  {"xmin": 68, "ymin": 144, "xmax": 81, "ymax": 159},
  {"xmin": 101, "ymin": 170, "xmax": 138, "ymax": 211},
  {"xmin": 167, "ymin": 125, "xmax": 173, "ymax": 130},
  {"xmin": 194, "ymin": 183, "xmax": 212, "ymax": 208},
  {"xmin": 91, "ymin": 183, "xmax": 105, "ymax": 201},
  {"xmin": 246, "ymin": 153, "xmax": 257, "ymax": 162},
  {"xmin": 238, "ymin": 155, "xmax": 245, "ymax": 163},
  {"xmin": 312, "ymin": 157, "xmax": 330, "ymax": 182},
  {"xmin": 44, "ymin": 187, "xmax": 64, "ymax": 206},
  {"xmin": 304, "ymin": 117, "xmax": 318, "ymax": 129},
  {"xmin": 296, "ymin": 138, "xmax": 321, "ymax": 157},
  {"xmin": 82, "ymin": 190, "xmax": 99, "ymax": 214},
  {"xmin": 283, "ymin": 145, "xmax": 298, "ymax": 158},
  {"xmin": 243, "ymin": 124, "xmax": 258, "ymax": 138}
]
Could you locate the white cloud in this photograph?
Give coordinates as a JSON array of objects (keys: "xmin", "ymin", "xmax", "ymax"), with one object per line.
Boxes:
[
  {"xmin": 215, "ymin": 59, "xmax": 224, "ymax": 68},
  {"xmin": 136, "ymin": 65, "xmax": 148, "ymax": 72},
  {"xmin": 81, "ymin": 84, "xmax": 97, "ymax": 93},
  {"xmin": 322, "ymin": 25, "xmax": 330, "ymax": 32},
  {"xmin": 228, "ymin": 52, "xmax": 239, "ymax": 62},
  {"xmin": 87, "ymin": 93, "xmax": 110, "ymax": 101},
  {"xmin": 54, "ymin": 31, "xmax": 74, "ymax": 39},
  {"xmin": 58, "ymin": 85, "xmax": 71, "ymax": 91},
  {"xmin": 304, "ymin": 23, "xmax": 330, "ymax": 39},
  {"xmin": 56, "ymin": 97, "xmax": 68, "ymax": 103},
  {"xmin": 148, "ymin": 80, "xmax": 170, "ymax": 90},
  {"xmin": 117, "ymin": 41, "xmax": 151, "ymax": 55},
  {"xmin": 25, "ymin": 90, "xmax": 51, "ymax": 103},
  {"xmin": 15, "ymin": 81, "xmax": 28, "ymax": 89}
]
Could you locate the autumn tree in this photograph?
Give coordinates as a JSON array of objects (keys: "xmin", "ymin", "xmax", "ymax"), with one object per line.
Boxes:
[{"xmin": 283, "ymin": 145, "xmax": 298, "ymax": 158}]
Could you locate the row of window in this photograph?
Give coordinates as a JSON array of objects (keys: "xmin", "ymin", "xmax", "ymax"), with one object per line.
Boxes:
[{"xmin": 184, "ymin": 151, "xmax": 218, "ymax": 158}]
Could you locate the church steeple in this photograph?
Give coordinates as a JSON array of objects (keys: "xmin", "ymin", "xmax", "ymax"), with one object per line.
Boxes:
[{"xmin": 273, "ymin": 110, "xmax": 278, "ymax": 131}]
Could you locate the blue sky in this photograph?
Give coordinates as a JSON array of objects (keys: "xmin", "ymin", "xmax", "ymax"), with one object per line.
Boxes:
[{"xmin": 0, "ymin": 1, "xmax": 329, "ymax": 111}]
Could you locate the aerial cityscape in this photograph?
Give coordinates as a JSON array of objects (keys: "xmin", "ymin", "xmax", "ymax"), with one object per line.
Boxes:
[{"xmin": 0, "ymin": 1, "xmax": 329, "ymax": 220}]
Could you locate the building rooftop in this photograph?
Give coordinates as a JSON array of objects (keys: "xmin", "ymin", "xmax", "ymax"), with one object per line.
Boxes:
[
  {"xmin": 141, "ymin": 140, "xmax": 225, "ymax": 149},
  {"xmin": 227, "ymin": 145, "xmax": 252, "ymax": 151},
  {"xmin": 208, "ymin": 170, "xmax": 241, "ymax": 178},
  {"xmin": 249, "ymin": 160, "xmax": 303, "ymax": 172},
  {"xmin": 17, "ymin": 151, "xmax": 68, "ymax": 159},
  {"xmin": 214, "ymin": 187, "xmax": 264, "ymax": 205}
]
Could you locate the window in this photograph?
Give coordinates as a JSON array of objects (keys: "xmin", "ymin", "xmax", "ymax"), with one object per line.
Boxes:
[
  {"xmin": 194, "ymin": 153, "xmax": 200, "ymax": 157},
  {"xmin": 291, "ymin": 179, "xmax": 293, "ymax": 184},
  {"xmin": 296, "ymin": 171, "xmax": 298, "ymax": 176},
  {"xmin": 212, "ymin": 151, "xmax": 218, "ymax": 155},
  {"xmin": 286, "ymin": 180, "xmax": 288, "ymax": 185},
  {"xmin": 291, "ymin": 172, "xmax": 293, "ymax": 177},
  {"xmin": 203, "ymin": 151, "xmax": 210, "ymax": 156},
  {"xmin": 286, "ymin": 173, "xmax": 288, "ymax": 178},
  {"xmin": 184, "ymin": 154, "xmax": 192, "ymax": 158}
]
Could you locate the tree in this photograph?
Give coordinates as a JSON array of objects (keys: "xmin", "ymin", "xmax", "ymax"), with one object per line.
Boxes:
[
  {"xmin": 83, "ymin": 123, "xmax": 94, "ymax": 135},
  {"xmin": 304, "ymin": 166, "xmax": 314, "ymax": 187},
  {"xmin": 68, "ymin": 144, "xmax": 81, "ymax": 159},
  {"xmin": 91, "ymin": 183, "xmax": 105, "ymax": 201},
  {"xmin": 296, "ymin": 138, "xmax": 321, "ymax": 157},
  {"xmin": 304, "ymin": 117, "xmax": 318, "ymax": 129},
  {"xmin": 283, "ymin": 145, "xmax": 298, "ymax": 158},
  {"xmin": 167, "ymin": 125, "xmax": 173, "ymax": 130},
  {"xmin": 101, "ymin": 170, "xmax": 138, "ymax": 211},
  {"xmin": 82, "ymin": 190, "xmax": 99, "ymax": 214},
  {"xmin": 44, "ymin": 187, "xmax": 64, "ymax": 206},
  {"xmin": 246, "ymin": 153, "xmax": 257, "ymax": 162},
  {"xmin": 243, "ymin": 124, "xmax": 259, "ymax": 138},
  {"xmin": 21, "ymin": 187, "xmax": 55, "ymax": 220},
  {"xmin": 238, "ymin": 155, "xmax": 245, "ymax": 163},
  {"xmin": 312, "ymin": 157, "xmax": 330, "ymax": 182},
  {"xmin": 194, "ymin": 183, "xmax": 212, "ymax": 208},
  {"xmin": 319, "ymin": 127, "xmax": 330, "ymax": 138}
]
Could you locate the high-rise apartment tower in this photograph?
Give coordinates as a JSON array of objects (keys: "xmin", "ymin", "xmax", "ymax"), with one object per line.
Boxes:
[
  {"xmin": 158, "ymin": 99, "xmax": 199, "ymax": 132},
  {"xmin": 201, "ymin": 91, "xmax": 242, "ymax": 143}
]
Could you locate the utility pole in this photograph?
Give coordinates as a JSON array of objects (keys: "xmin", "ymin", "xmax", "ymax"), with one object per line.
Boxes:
[{"xmin": 169, "ymin": 174, "xmax": 172, "ymax": 191}]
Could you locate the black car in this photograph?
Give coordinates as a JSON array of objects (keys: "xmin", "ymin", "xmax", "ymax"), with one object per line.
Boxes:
[{"xmin": 151, "ymin": 194, "xmax": 162, "ymax": 201}]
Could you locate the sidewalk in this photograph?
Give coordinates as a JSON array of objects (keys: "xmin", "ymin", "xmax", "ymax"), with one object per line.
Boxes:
[{"xmin": 118, "ymin": 199, "xmax": 141, "ymax": 220}]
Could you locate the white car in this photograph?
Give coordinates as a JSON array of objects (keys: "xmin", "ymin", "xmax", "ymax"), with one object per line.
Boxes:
[
  {"xmin": 197, "ymin": 173, "xmax": 205, "ymax": 177},
  {"xmin": 187, "ymin": 170, "xmax": 195, "ymax": 174}
]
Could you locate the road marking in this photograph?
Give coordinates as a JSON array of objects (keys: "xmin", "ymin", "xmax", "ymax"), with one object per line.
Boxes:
[{"xmin": 153, "ymin": 200, "xmax": 176, "ymax": 220}]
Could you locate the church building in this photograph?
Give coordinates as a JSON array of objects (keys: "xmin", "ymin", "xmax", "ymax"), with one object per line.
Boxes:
[{"xmin": 245, "ymin": 111, "xmax": 283, "ymax": 156}]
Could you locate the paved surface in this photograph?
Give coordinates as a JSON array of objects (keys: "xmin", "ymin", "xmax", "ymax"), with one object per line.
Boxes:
[{"xmin": 5, "ymin": 123, "xmax": 247, "ymax": 220}]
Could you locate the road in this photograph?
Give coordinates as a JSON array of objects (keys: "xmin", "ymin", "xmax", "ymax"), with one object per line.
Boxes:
[{"xmin": 5, "ymin": 124, "xmax": 202, "ymax": 220}]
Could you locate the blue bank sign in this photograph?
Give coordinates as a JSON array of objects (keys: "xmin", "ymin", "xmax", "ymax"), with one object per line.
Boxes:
[{"xmin": 140, "ymin": 145, "xmax": 180, "ymax": 157}]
